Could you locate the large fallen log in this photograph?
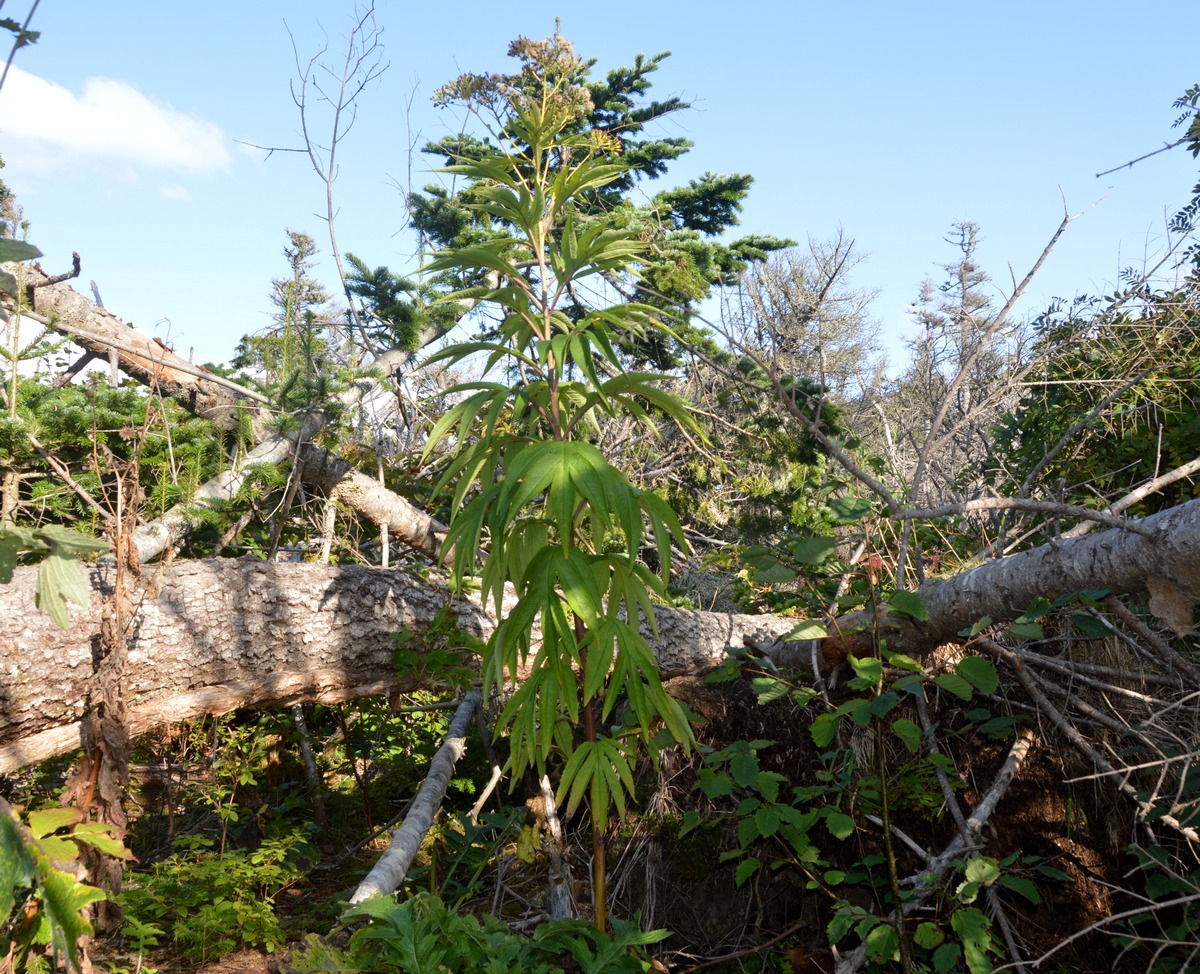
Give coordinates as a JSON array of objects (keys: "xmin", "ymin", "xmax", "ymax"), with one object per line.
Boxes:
[
  {"xmin": 823, "ymin": 497, "xmax": 1200, "ymax": 661},
  {"xmin": 0, "ymin": 558, "xmax": 798, "ymax": 773}
]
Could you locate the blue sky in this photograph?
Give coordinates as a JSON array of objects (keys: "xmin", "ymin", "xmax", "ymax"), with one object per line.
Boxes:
[{"xmin": 1, "ymin": 0, "xmax": 1195, "ymax": 368}]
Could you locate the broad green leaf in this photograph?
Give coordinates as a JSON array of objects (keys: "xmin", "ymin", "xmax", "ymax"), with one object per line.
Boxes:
[
  {"xmin": 729, "ymin": 744, "xmax": 762, "ymax": 788},
  {"xmin": 754, "ymin": 804, "xmax": 780, "ymax": 838},
  {"xmin": 885, "ymin": 651, "xmax": 924, "ymax": 672},
  {"xmin": 962, "ymin": 856, "xmax": 1000, "ymax": 886},
  {"xmin": 933, "ymin": 943, "xmax": 963, "ymax": 974},
  {"xmin": 914, "ymin": 921, "xmax": 945, "ymax": 949},
  {"xmin": 811, "ymin": 712, "xmax": 840, "ymax": 748},
  {"xmin": 887, "ymin": 589, "xmax": 929, "ymax": 621},
  {"xmin": 865, "ymin": 922, "xmax": 899, "ymax": 964},
  {"xmin": 696, "ymin": 769, "xmax": 732, "ymax": 799},
  {"xmin": 848, "ymin": 654, "xmax": 883, "ymax": 686},
  {"xmin": 933, "ymin": 672, "xmax": 974, "ymax": 701},
  {"xmin": 958, "ymin": 615, "xmax": 993, "ymax": 638},
  {"xmin": 0, "ymin": 531, "xmax": 24, "ymax": 583},
  {"xmin": 824, "ymin": 809, "xmax": 855, "ymax": 840},
  {"xmin": 1072, "ymin": 613, "xmax": 1112, "ymax": 639},
  {"xmin": 33, "ymin": 525, "xmax": 109, "ymax": 557},
  {"xmin": 955, "ymin": 657, "xmax": 999, "ymax": 695},
  {"xmin": 892, "ymin": 718, "xmax": 922, "ymax": 753},
  {"xmin": 1006, "ymin": 620, "xmax": 1044, "ymax": 641},
  {"xmin": 38, "ymin": 864, "xmax": 105, "ymax": 968},
  {"xmin": 755, "ymin": 771, "xmax": 786, "ymax": 803},
  {"xmin": 787, "ymin": 618, "xmax": 827, "ymax": 640},
  {"xmin": 867, "ymin": 690, "xmax": 899, "ymax": 718},
  {"xmin": 70, "ymin": 822, "xmax": 132, "ymax": 859},
  {"xmin": 827, "ymin": 496, "xmax": 873, "ymax": 524},
  {"xmin": 36, "ymin": 553, "xmax": 94, "ymax": 630},
  {"xmin": 751, "ymin": 676, "xmax": 790, "ymax": 704},
  {"xmin": 998, "ymin": 874, "xmax": 1041, "ymax": 904},
  {"xmin": 27, "ymin": 807, "xmax": 82, "ymax": 839},
  {"xmin": 789, "ymin": 535, "xmax": 839, "ymax": 565},
  {"xmin": 749, "ymin": 562, "xmax": 796, "ymax": 584},
  {"xmin": 734, "ymin": 857, "xmax": 760, "ymax": 887},
  {"xmin": 950, "ymin": 907, "xmax": 994, "ymax": 974}
]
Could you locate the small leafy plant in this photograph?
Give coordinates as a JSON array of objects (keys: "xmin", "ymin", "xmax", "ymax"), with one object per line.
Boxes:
[{"xmin": 1, "ymin": 799, "xmax": 130, "ymax": 973}]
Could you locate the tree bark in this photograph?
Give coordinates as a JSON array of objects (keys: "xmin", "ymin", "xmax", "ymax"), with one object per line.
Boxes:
[
  {"xmin": 823, "ymin": 497, "xmax": 1200, "ymax": 661},
  {"xmin": 349, "ymin": 690, "xmax": 481, "ymax": 903},
  {"xmin": 0, "ymin": 558, "xmax": 797, "ymax": 773},
  {"xmin": 18, "ymin": 268, "xmax": 448, "ymax": 566}
]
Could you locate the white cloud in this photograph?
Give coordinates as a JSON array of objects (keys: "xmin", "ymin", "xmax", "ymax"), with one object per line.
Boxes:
[
  {"xmin": 159, "ymin": 184, "xmax": 191, "ymax": 201},
  {"xmin": 0, "ymin": 66, "xmax": 232, "ymax": 176}
]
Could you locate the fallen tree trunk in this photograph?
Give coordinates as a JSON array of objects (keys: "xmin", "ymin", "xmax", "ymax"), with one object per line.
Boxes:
[
  {"xmin": 349, "ymin": 690, "xmax": 482, "ymax": 904},
  {"xmin": 824, "ymin": 497, "xmax": 1200, "ymax": 661},
  {"xmin": 18, "ymin": 266, "xmax": 456, "ymax": 567},
  {"xmin": 0, "ymin": 558, "xmax": 798, "ymax": 773}
]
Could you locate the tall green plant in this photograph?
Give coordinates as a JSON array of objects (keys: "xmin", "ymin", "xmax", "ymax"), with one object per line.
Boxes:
[{"xmin": 421, "ymin": 38, "xmax": 694, "ymax": 930}]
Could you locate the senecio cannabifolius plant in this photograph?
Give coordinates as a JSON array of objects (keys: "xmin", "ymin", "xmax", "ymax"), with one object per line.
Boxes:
[{"xmin": 420, "ymin": 36, "xmax": 695, "ymax": 930}]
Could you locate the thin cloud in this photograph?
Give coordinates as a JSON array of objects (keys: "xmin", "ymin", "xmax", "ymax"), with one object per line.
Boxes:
[
  {"xmin": 0, "ymin": 66, "xmax": 232, "ymax": 176},
  {"xmin": 159, "ymin": 185, "xmax": 191, "ymax": 201}
]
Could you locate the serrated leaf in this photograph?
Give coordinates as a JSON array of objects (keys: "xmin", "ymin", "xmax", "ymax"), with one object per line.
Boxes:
[
  {"xmin": 868, "ymin": 690, "xmax": 899, "ymax": 718},
  {"xmin": 751, "ymin": 676, "xmax": 790, "ymax": 705},
  {"xmin": 848, "ymin": 654, "xmax": 882, "ymax": 685},
  {"xmin": 679, "ymin": 810, "xmax": 702, "ymax": 838},
  {"xmin": 1006, "ymin": 620, "xmax": 1044, "ymax": 641},
  {"xmin": 755, "ymin": 771, "xmax": 786, "ymax": 803},
  {"xmin": 955, "ymin": 657, "xmax": 998, "ymax": 695},
  {"xmin": 39, "ymin": 865, "xmax": 105, "ymax": 967},
  {"xmin": 1072, "ymin": 613, "xmax": 1112, "ymax": 639},
  {"xmin": 963, "ymin": 856, "xmax": 1000, "ymax": 885},
  {"xmin": 34, "ymin": 525, "xmax": 108, "ymax": 557},
  {"xmin": 696, "ymin": 769, "xmax": 732, "ymax": 799},
  {"xmin": 811, "ymin": 712, "xmax": 840, "ymax": 747},
  {"xmin": 827, "ymin": 496, "xmax": 872, "ymax": 524},
  {"xmin": 892, "ymin": 718, "xmax": 922, "ymax": 753},
  {"xmin": 824, "ymin": 809, "xmax": 855, "ymax": 840},
  {"xmin": 998, "ymin": 874, "xmax": 1041, "ymax": 904},
  {"xmin": 787, "ymin": 618, "xmax": 827, "ymax": 640},
  {"xmin": 27, "ymin": 807, "xmax": 82, "ymax": 839},
  {"xmin": 729, "ymin": 746, "xmax": 761, "ymax": 788},
  {"xmin": 70, "ymin": 822, "xmax": 132, "ymax": 859},
  {"xmin": 887, "ymin": 589, "xmax": 929, "ymax": 621},
  {"xmin": 914, "ymin": 921, "xmax": 945, "ymax": 949},
  {"xmin": 950, "ymin": 907, "xmax": 994, "ymax": 974},
  {"xmin": 789, "ymin": 536, "xmax": 839, "ymax": 564},
  {"xmin": 958, "ymin": 615, "xmax": 993, "ymax": 638},
  {"xmin": 865, "ymin": 922, "xmax": 900, "ymax": 964},
  {"xmin": 754, "ymin": 804, "xmax": 781, "ymax": 838},
  {"xmin": 0, "ymin": 532, "xmax": 23, "ymax": 583},
  {"xmin": 933, "ymin": 672, "xmax": 974, "ymax": 701},
  {"xmin": 933, "ymin": 942, "xmax": 962, "ymax": 974},
  {"xmin": 734, "ymin": 857, "xmax": 760, "ymax": 887},
  {"xmin": 824, "ymin": 869, "xmax": 846, "ymax": 885}
]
